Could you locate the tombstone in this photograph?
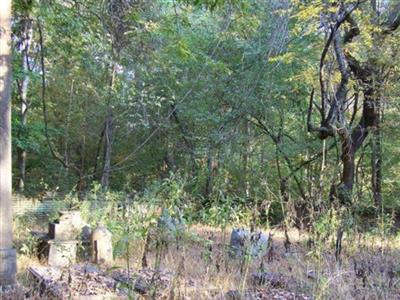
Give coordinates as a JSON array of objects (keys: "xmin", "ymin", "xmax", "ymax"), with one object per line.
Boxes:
[
  {"xmin": 48, "ymin": 210, "xmax": 85, "ymax": 240},
  {"xmin": 91, "ymin": 224, "xmax": 113, "ymax": 265},
  {"xmin": 79, "ymin": 225, "xmax": 92, "ymax": 260},
  {"xmin": 81, "ymin": 225, "xmax": 92, "ymax": 242},
  {"xmin": 157, "ymin": 208, "xmax": 185, "ymax": 242},
  {"xmin": 48, "ymin": 240, "xmax": 78, "ymax": 267},
  {"xmin": 229, "ymin": 228, "xmax": 269, "ymax": 257},
  {"xmin": 230, "ymin": 228, "xmax": 249, "ymax": 257},
  {"xmin": 250, "ymin": 231, "xmax": 269, "ymax": 256},
  {"xmin": 47, "ymin": 211, "xmax": 82, "ymax": 267},
  {"xmin": 157, "ymin": 208, "xmax": 175, "ymax": 232}
]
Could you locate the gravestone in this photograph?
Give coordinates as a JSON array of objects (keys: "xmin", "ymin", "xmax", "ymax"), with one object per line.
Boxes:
[
  {"xmin": 48, "ymin": 240, "xmax": 78, "ymax": 267},
  {"xmin": 47, "ymin": 211, "xmax": 82, "ymax": 267},
  {"xmin": 48, "ymin": 210, "xmax": 85, "ymax": 240},
  {"xmin": 91, "ymin": 225, "xmax": 113, "ymax": 265},
  {"xmin": 156, "ymin": 208, "xmax": 186, "ymax": 252},
  {"xmin": 157, "ymin": 208, "xmax": 185, "ymax": 238},
  {"xmin": 229, "ymin": 228, "xmax": 269, "ymax": 257},
  {"xmin": 0, "ymin": 249, "xmax": 17, "ymax": 286}
]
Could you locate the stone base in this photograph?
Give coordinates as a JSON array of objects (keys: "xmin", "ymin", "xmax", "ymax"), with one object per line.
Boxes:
[
  {"xmin": 48, "ymin": 240, "xmax": 78, "ymax": 268},
  {"xmin": 0, "ymin": 248, "xmax": 17, "ymax": 286}
]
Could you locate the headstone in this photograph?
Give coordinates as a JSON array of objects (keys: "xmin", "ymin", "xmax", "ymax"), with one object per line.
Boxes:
[
  {"xmin": 157, "ymin": 208, "xmax": 185, "ymax": 233},
  {"xmin": 250, "ymin": 231, "xmax": 269, "ymax": 256},
  {"xmin": 48, "ymin": 240, "xmax": 78, "ymax": 267},
  {"xmin": 91, "ymin": 225, "xmax": 113, "ymax": 265},
  {"xmin": 157, "ymin": 208, "xmax": 185, "ymax": 239},
  {"xmin": 79, "ymin": 225, "xmax": 92, "ymax": 260},
  {"xmin": 229, "ymin": 228, "xmax": 269, "ymax": 257},
  {"xmin": 230, "ymin": 228, "xmax": 248, "ymax": 257},
  {"xmin": 157, "ymin": 209, "xmax": 175, "ymax": 231},
  {"xmin": 48, "ymin": 211, "xmax": 86, "ymax": 240},
  {"xmin": 81, "ymin": 225, "xmax": 92, "ymax": 241},
  {"xmin": 0, "ymin": 249, "xmax": 17, "ymax": 286},
  {"xmin": 46, "ymin": 211, "xmax": 82, "ymax": 267}
]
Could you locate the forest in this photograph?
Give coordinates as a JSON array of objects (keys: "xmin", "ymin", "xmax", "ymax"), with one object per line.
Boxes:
[{"xmin": 0, "ymin": 0, "xmax": 400, "ymax": 299}]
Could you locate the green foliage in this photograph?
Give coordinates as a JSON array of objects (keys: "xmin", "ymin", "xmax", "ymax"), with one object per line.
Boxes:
[
  {"xmin": 76, "ymin": 184, "xmax": 159, "ymax": 259},
  {"xmin": 19, "ymin": 235, "xmax": 40, "ymax": 257},
  {"xmin": 313, "ymin": 209, "xmax": 340, "ymax": 244},
  {"xmin": 201, "ymin": 192, "xmax": 249, "ymax": 227},
  {"xmin": 9, "ymin": 0, "xmax": 400, "ymax": 234}
]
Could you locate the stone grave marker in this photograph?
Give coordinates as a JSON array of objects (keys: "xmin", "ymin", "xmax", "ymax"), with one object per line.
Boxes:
[
  {"xmin": 47, "ymin": 211, "xmax": 83, "ymax": 267},
  {"xmin": 229, "ymin": 228, "xmax": 269, "ymax": 257},
  {"xmin": 90, "ymin": 224, "xmax": 113, "ymax": 265}
]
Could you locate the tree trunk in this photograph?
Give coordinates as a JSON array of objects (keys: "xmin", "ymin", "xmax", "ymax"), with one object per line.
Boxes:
[
  {"xmin": 334, "ymin": 85, "xmax": 378, "ymax": 261},
  {"xmin": 204, "ymin": 145, "xmax": 215, "ymax": 200},
  {"xmin": 101, "ymin": 61, "xmax": 116, "ymax": 190},
  {"xmin": 170, "ymin": 104, "xmax": 196, "ymax": 177},
  {"xmin": 93, "ymin": 122, "xmax": 105, "ymax": 179},
  {"xmin": 309, "ymin": 2, "xmax": 400, "ymax": 262},
  {"xmin": 165, "ymin": 143, "xmax": 177, "ymax": 173},
  {"xmin": 371, "ymin": 103, "xmax": 382, "ymax": 210},
  {"xmin": 0, "ymin": 0, "xmax": 17, "ymax": 285},
  {"xmin": 337, "ymin": 129, "xmax": 356, "ymax": 206},
  {"xmin": 101, "ymin": 105, "xmax": 114, "ymax": 189},
  {"xmin": 17, "ymin": 17, "xmax": 33, "ymax": 191},
  {"xmin": 242, "ymin": 120, "xmax": 251, "ymax": 199}
]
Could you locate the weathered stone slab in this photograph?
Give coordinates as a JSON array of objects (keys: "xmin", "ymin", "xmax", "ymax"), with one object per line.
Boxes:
[
  {"xmin": 49, "ymin": 211, "xmax": 87, "ymax": 241},
  {"xmin": 90, "ymin": 226, "xmax": 113, "ymax": 265},
  {"xmin": 49, "ymin": 222, "xmax": 79, "ymax": 241},
  {"xmin": 48, "ymin": 240, "xmax": 78, "ymax": 267},
  {"xmin": 0, "ymin": 248, "xmax": 17, "ymax": 286},
  {"xmin": 156, "ymin": 208, "xmax": 186, "ymax": 246},
  {"xmin": 158, "ymin": 209, "xmax": 185, "ymax": 231},
  {"xmin": 229, "ymin": 228, "xmax": 269, "ymax": 257}
]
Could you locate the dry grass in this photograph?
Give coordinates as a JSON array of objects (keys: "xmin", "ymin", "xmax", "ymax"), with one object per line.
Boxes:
[
  {"xmin": 10, "ymin": 224, "xmax": 400, "ymax": 299},
  {"xmin": 110, "ymin": 225, "xmax": 400, "ymax": 299}
]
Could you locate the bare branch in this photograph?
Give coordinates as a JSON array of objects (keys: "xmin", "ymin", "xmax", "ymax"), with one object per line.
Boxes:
[{"xmin": 307, "ymin": 88, "xmax": 316, "ymax": 132}]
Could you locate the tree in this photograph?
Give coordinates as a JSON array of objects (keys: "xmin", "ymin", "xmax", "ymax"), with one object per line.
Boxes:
[
  {"xmin": 0, "ymin": 0, "xmax": 17, "ymax": 286},
  {"xmin": 306, "ymin": 0, "xmax": 400, "ymax": 260},
  {"xmin": 14, "ymin": 0, "xmax": 34, "ymax": 191},
  {"xmin": 5, "ymin": 0, "xmax": 400, "ymax": 239}
]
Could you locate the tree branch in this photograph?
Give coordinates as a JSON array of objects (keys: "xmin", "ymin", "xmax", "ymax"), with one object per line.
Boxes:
[{"xmin": 38, "ymin": 19, "xmax": 78, "ymax": 172}]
